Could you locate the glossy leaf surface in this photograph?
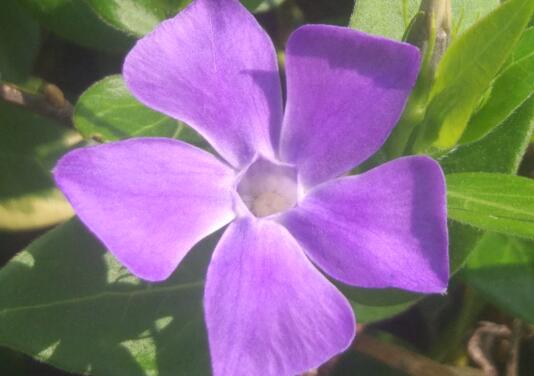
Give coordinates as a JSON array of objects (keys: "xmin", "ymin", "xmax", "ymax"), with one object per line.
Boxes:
[
  {"xmin": 74, "ymin": 75, "xmax": 205, "ymax": 146},
  {"xmin": 86, "ymin": 0, "xmax": 190, "ymax": 37},
  {"xmin": 460, "ymin": 34, "xmax": 534, "ymax": 143}
]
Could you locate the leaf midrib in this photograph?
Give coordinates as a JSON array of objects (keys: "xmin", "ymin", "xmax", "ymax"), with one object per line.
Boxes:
[
  {"xmin": 448, "ymin": 190, "xmax": 534, "ymax": 217},
  {"xmin": 0, "ymin": 280, "xmax": 204, "ymax": 316}
]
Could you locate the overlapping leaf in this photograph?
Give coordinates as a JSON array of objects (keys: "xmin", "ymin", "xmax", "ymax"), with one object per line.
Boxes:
[
  {"xmin": 447, "ymin": 173, "xmax": 534, "ymax": 239},
  {"xmin": 416, "ymin": 0, "xmax": 534, "ymax": 150},
  {"xmin": 0, "ymin": 220, "xmax": 212, "ymax": 376},
  {"xmin": 350, "ymin": 0, "xmax": 420, "ymax": 40},
  {"xmin": 18, "ymin": 0, "xmax": 133, "ymax": 52},
  {"xmin": 86, "ymin": 0, "xmax": 191, "ymax": 37},
  {"xmin": 462, "ymin": 233, "xmax": 534, "ymax": 323},
  {"xmin": 460, "ymin": 28, "xmax": 534, "ymax": 143},
  {"xmin": 86, "ymin": 0, "xmax": 284, "ymax": 37},
  {"xmin": 350, "ymin": 0, "xmax": 499, "ymax": 40},
  {"xmin": 74, "ymin": 75, "xmax": 205, "ymax": 146}
]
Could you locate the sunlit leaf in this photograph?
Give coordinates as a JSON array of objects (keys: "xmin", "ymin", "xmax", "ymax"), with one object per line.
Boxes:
[
  {"xmin": 417, "ymin": 0, "xmax": 534, "ymax": 150},
  {"xmin": 241, "ymin": 0, "xmax": 285, "ymax": 13},
  {"xmin": 86, "ymin": 0, "xmax": 191, "ymax": 37},
  {"xmin": 349, "ymin": 0, "xmax": 499, "ymax": 41},
  {"xmin": 451, "ymin": 0, "xmax": 499, "ymax": 36},
  {"xmin": 349, "ymin": 0, "xmax": 419, "ymax": 40},
  {"xmin": 447, "ymin": 173, "xmax": 534, "ymax": 239},
  {"xmin": 512, "ymin": 27, "xmax": 534, "ymax": 62},
  {"xmin": 439, "ymin": 96, "xmax": 534, "ymax": 271},
  {"xmin": 74, "ymin": 75, "xmax": 205, "ymax": 146},
  {"xmin": 460, "ymin": 33, "xmax": 534, "ymax": 142},
  {"xmin": 440, "ymin": 97, "xmax": 534, "ymax": 174},
  {"xmin": 86, "ymin": 0, "xmax": 284, "ymax": 37}
]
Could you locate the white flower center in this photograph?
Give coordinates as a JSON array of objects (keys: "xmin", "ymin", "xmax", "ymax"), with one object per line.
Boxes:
[{"xmin": 237, "ymin": 157, "xmax": 298, "ymax": 218}]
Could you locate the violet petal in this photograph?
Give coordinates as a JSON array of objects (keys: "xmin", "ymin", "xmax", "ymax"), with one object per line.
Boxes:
[
  {"xmin": 280, "ymin": 156, "xmax": 449, "ymax": 293},
  {"xmin": 53, "ymin": 138, "xmax": 236, "ymax": 281},
  {"xmin": 123, "ymin": 0, "xmax": 283, "ymax": 168},
  {"xmin": 280, "ymin": 25, "xmax": 421, "ymax": 187},
  {"xmin": 205, "ymin": 217, "xmax": 355, "ymax": 376}
]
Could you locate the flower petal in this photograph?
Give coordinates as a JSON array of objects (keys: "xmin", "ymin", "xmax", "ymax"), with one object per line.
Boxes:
[
  {"xmin": 53, "ymin": 138, "xmax": 236, "ymax": 281},
  {"xmin": 123, "ymin": 0, "xmax": 283, "ymax": 168},
  {"xmin": 280, "ymin": 25, "xmax": 421, "ymax": 187},
  {"xmin": 205, "ymin": 218, "xmax": 355, "ymax": 376},
  {"xmin": 280, "ymin": 156, "xmax": 449, "ymax": 293}
]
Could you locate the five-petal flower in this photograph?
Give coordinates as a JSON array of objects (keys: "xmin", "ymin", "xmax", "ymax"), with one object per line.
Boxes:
[{"xmin": 53, "ymin": 0, "xmax": 449, "ymax": 375}]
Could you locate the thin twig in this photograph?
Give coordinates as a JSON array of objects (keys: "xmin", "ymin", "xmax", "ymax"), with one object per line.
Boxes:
[
  {"xmin": 355, "ymin": 333, "xmax": 484, "ymax": 376},
  {"xmin": 0, "ymin": 82, "xmax": 73, "ymax": 126},
  {"xmin": 506, "ymin": 320, "xmax": 523, "ymax": 376},
  {"xmin": 467, "ymin": 321, "xmax": 512, "ymax": 376}
]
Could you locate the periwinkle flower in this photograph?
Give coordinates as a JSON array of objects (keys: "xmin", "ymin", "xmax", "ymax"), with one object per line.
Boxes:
[{"xmin": 53, "ymin": 0, "xmax": 449, "ymax": 374}]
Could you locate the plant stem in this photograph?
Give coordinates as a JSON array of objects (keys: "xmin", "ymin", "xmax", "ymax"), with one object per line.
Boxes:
[
  {"xmin": 0, "ymin": 82, "xmax": 73, "ymax": 127},
  {"xmin": 354, "ymin": 332, "xmax": 484, "ymax": 376}
]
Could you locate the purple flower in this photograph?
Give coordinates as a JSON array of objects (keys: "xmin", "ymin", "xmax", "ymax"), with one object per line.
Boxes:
[{"xmin": 53, "ymin": 0, "xmax": 449, "ymax": 374}]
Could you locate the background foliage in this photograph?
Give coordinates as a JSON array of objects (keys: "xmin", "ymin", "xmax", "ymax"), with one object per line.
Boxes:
[{"xmin": 1, "ymin": 0, "xmax": 533, "ymax": 375}]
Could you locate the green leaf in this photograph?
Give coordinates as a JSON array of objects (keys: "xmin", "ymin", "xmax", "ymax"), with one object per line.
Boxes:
[
  {"xmin": 448, "ymin": 219, "xmax": 483, "ymax": 272},
  {"xmin": 351, "ymin": 301, "xmax": 414, "ymax": 324},
  {"xmin": 460, "ymin": 38, "xmax": 534, "ymax": 142},
  {"xmin": 0, "ymin": 219, "xmax": 212, "ymax": 375},
  {"xmin": 241, "ymin": 0, "xmax": 285, "ymax": 12},
  {"xmin": 74, "ymin": 75, "xmax": 205, "ymax": 146},
  {"xmin": 86, "ymin": 0, "xmax": 282, "ymax": 37},
  {"xmin": 0, "ymin": 102, "xmax": 82, "ymax": 231},
  {"xmin": 349, "ymin": 0, "xmax": 420, "ymax": 40},
  {"xmin": 86, "ymin": 0, "xmax": 191, "ymax": 37},
  {"xmin": 513, "ymin": 27, "xmax": 534, "ymax": 62},
  {"xmin": 417, "ymin": 0, "xmax": 534, "ymax": 150},
  {"xmin": 440, "ymin": 96, "xmax": 534, "ymax": 174},
  {"xmin": 0, "ymin": 0, "xmax": 40, "ymax": 83},
  {"xmin": 447, "ymin": 173, "xmax": 534, "ymax": 239},
  {"xmin": 351, "ymin": 66, "xmax": 534, "ymax": 314},
  {"xmin": 462, "ymin": 233, "xmax": 534, "ymax": 323},
  {"xmin": 18, "ymin": 0, "xmax": 133, "ymax": 52},
  {"xmin": 439, "ymin": 97, "xmax": 534, "ymax": 272},
  {"xmin": 349, "ymin": 1, "xmax": 499, "ymax": 41},
  {"xmin": 342, "ymin": 285, "xmax": 422, "ymax": 323},
  {"xmin": 451, "ymin": 0, "xmax": 500, "ymax": 36}
]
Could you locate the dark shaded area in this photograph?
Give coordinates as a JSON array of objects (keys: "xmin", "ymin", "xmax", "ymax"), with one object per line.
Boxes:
[
  {"xmin": 34, "ymin": 32, "xmax": 124, "ymax": 103},
  {"xmin": 0, "ymin": 346, "xmax": 72, "ymax": 376}
]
